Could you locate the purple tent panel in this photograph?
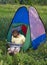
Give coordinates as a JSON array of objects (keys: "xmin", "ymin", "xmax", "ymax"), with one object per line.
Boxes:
[{"xmin": 29, "ymin": 7, "xmax": 46, "ymax": 49}]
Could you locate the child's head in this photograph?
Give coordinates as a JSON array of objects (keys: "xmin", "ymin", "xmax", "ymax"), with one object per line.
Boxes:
[{"xmin": 12, "ymin": 30, "xmax": 19, "ymax": 37}]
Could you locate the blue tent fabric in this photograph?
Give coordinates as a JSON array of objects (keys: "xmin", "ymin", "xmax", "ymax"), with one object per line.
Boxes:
[
  {"xmin": 32, "ymin": 34, "xmax": 46, "ymax": 49},
  {"xmin": 12, "ymin": 6, "xmax": 29, "ymax": 25}
]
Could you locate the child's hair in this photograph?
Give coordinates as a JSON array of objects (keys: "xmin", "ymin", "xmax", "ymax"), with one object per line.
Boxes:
[{"xmin": 12, "ymin": 30, "xmax": 19, "ymax": 37}]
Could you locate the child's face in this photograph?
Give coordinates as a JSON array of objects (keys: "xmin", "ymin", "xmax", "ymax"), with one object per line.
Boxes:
[{"xmin": 12, "ymin": 30, "xmax": 19, "ymax": 37}]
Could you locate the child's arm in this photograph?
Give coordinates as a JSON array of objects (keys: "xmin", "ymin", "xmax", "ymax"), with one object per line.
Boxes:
[
  {"xmin": 22, "ymin": 35, "xmax": 26, "ymax": 43},
  {"xmin": 11, "ymin": 36, "xmax": 15, "ymax": 43}
]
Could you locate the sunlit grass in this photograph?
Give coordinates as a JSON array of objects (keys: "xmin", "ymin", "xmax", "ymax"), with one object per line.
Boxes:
[{"xmin": 0, "ymin": 4, "xmax": 47, "ymax": 65}]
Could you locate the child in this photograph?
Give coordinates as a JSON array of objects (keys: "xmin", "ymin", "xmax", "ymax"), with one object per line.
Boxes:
[{"xmin": 8, "ymin": 30, "xmax": 25, "ymax": 54}]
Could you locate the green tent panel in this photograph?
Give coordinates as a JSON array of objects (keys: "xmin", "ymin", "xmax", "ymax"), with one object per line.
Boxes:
[{"xmin": 22, "ymin": 26, "xmax": 31, "ymax": 51}]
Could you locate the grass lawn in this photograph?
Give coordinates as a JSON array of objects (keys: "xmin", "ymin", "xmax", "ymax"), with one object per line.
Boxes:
[{"xmin": 0, "ymin": 4, "xmax": 47, "ymax": 65}]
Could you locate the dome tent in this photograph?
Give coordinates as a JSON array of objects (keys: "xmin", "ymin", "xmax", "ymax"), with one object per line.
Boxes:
[{"xmin": 7, "ymin": 6, "xmax": 46, "ymax": 51}]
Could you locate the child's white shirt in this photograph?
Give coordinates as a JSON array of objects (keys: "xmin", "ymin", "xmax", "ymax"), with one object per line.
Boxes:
[{"xmin": 11, "ymin": 34, "xmax": 25, "ymax": 44}]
